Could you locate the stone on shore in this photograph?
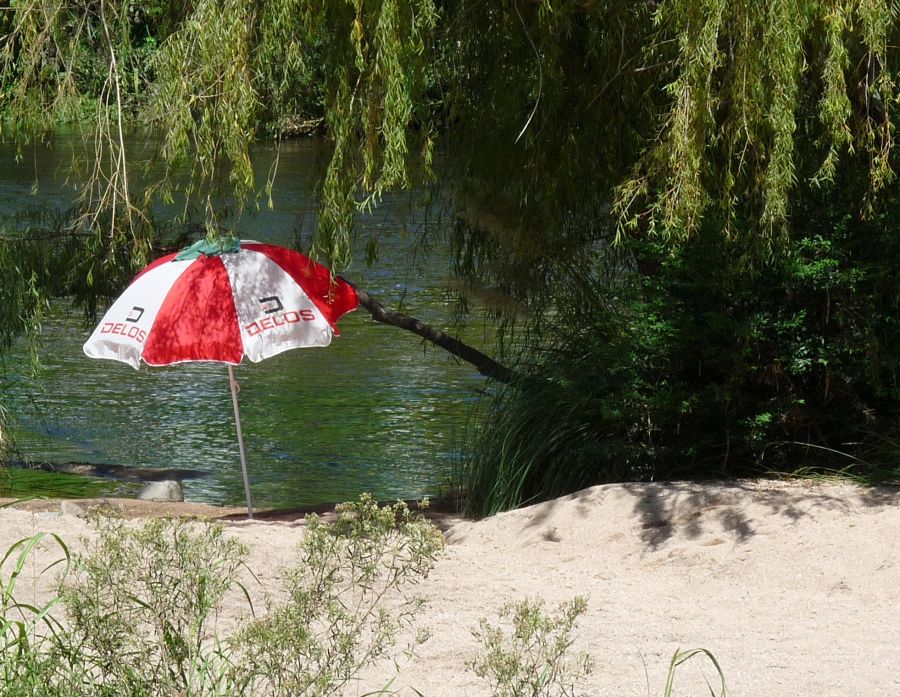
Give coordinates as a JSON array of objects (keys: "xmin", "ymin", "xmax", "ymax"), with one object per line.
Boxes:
[
  {"xmin": 137, "ymin": 480, "xmax": 184, "ymax": 502},
  {"xmin": 59, "ymin": 500, "xmax": 86, "ymax": 517}
]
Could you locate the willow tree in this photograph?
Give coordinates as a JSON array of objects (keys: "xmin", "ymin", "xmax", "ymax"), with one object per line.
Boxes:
[
  {"xmin": 0, "ymin": 0, "xmax": 437, "ymax": 253},
  {"xmin": 2, "ymin": 1, "xmax": 894, "ymax": 272},
  {"xmin": 446, "ymin": 0, "xmax": 896, "ymax": 296},
  {"xmin": 444, "ymin": 1, "xmax": 900, "ymax": 513},
  {"xmin": 1, "ymin": 1, "xmax": 899, "ymax": 501},
  {"xmin": 0, "ymin": 0, "xmax": 443, "ymax": 454}
]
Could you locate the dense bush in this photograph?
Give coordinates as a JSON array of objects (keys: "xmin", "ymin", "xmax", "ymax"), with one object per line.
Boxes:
[{"xmin": 463, "ymin": 171, "xmax": 900, "ymax": 516}]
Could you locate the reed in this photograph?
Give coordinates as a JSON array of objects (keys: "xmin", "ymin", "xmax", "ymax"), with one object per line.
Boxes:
[
  {"xmin": 0, "ymin": 530, "xmax": 71, "ymax": 695},
  {"xmin": 461, "ymin": 338, "xmax": 641, "ymax": 518}
]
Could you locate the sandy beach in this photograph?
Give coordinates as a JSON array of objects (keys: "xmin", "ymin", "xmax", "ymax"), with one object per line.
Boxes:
[{"xmin": 2, "ymin": 478, "xmax": 898, "ymax": 696}]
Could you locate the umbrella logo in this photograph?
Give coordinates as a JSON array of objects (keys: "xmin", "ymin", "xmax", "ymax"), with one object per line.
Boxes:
[
  {"xmin": 246, "ymin": 294, "xmax": 318, "ymax": 336},
  {"xmin": 126, "ymin": 306, "xmax": 145, "ymax": 323},
  {"xmin": 245, "ymin": 307, "xmax": 316, "ymax": 336},
  {"xmin": 99, "ymin": 317, "xmax": 147, "ymax": 343},
  {"xmin": 259, "ymin": 296, "xmax": 283, "ymax": 314}
]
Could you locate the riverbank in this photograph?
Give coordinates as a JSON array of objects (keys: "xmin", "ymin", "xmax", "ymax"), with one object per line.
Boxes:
[{"xmin": 2, "ymin": 478, "xmax": 898, "ymax": 696}]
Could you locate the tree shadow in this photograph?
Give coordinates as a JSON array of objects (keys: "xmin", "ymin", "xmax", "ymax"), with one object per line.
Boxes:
[
  {"xmin": 857, "ymin": 482, "xmax": 900, "ymax": 507},
  {"xmin": 621, "ymin": 479, "xmax": 881, "ymax": 551},
  {"xmin": 480, "ymin": 478, "xmax": 898, "ymax": 553},
  {"xmin": 330, "ymin": 479, "xmax": 900, "ymax": 551}
]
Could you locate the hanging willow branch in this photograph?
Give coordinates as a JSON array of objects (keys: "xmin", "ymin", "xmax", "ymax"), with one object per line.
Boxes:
[
  {"xmin": 0, "ymin": 0, "xmax": 150, "ymax": 258},
  {"xmin": 0, "ymin": 0, "xmax": 438, "ymax": 272},
  {"xmin": 4, "ymin": 1, "xmax": 897, "ymax": 266},
  {"xmin": 614, "ymin": 0, "xmax": 899, "ymax": 245},
  {"xmin": 148, "ymin": 0, "xmax": 438, "ymax": 268}
]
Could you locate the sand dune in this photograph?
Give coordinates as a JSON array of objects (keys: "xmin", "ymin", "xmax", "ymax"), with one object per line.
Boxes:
[{"xmin": 2, "ymin": 479, "xmax": 898, "ymax": 696}]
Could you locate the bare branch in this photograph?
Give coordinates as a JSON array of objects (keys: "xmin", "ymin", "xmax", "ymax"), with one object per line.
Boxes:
[{"xmin": 353, "ymin": 287, "xmax": 515, "ymax": 384}]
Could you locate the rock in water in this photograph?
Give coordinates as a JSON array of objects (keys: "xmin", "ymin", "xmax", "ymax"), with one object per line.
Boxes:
[{"xmin": 137, "ymin": 480, "xmax": 184, "ymax": 502}]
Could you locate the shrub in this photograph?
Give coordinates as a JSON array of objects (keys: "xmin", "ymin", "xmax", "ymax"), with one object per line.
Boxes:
[
  {"xmin": 470, "ymin": 597, "xmax": 593, "ymax": 697},
  {"xmin": 12, "ymin": 495, "xmax": 444, "ymax": 696},
  {"xmin": 236, "ymin": 495, "xmax": 444, "ymax": 696},
  {"xmin": 1, "ymin": 508, "xmax": 727, "ymax": 696},
  {"xmin": 464, "ymin": 205, "xmax": 900, "ymax": 515},
  {"xmin": 57, "ymin": 517, "xmax": 250, "ymax": 696}
]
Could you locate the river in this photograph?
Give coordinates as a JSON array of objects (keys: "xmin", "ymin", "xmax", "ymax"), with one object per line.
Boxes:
[{"xmin": 0, "ymin": 136, "xmax": 489, "ymax": 508}]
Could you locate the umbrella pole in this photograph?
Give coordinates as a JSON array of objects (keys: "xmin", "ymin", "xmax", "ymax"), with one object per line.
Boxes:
[{"xmin": 228, "ymin": 365, "xmax": 254, "ymax": 519}]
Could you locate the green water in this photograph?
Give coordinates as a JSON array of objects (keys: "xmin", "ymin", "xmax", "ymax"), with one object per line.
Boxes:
[
  {"xmin": 1, "ymin": 137, "xmax": 489, "ymax": 508},
  {"xmin": 0, "ymin": 467, "xmax": 115, "ymax": 500}
]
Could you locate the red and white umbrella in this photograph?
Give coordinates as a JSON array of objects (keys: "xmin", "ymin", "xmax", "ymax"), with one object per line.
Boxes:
[{"xmin": 83, "ymin": 238, "xmax": 358, "ymax": 517}]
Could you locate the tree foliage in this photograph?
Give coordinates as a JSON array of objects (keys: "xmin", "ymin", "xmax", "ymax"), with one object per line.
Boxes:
[
  {"xmin": 2, "ymin": 1, "xmax": 897, "ymax": 249},
  {"xmin": 619, "ymin": 0, "xmax": 897, "ymax": 243},
  {"xmin": 447, "ymin": 0, "xmax": 899, "ymax": 303},
  {"xmin": 1, "ymin": 0, "xmax": 438, "ymax": 269},
  {"xmin": 2, "ymin": 0, "xmax": 896, "ymax": 270}
]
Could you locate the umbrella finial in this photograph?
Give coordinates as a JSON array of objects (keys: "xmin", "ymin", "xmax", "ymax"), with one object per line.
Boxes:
[{"xmin": 175, "ymin": 236, "xmax": 241, "ymax": 261}]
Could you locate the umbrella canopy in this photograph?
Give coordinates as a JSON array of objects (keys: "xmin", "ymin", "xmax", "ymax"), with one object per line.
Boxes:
[
  {"xmin": 83, "ymin": 238, "xmax": 358, "ymax": 517},
  {"xmin": 84, "ymin": 238, "xmax": 358, "ymax": 368}
]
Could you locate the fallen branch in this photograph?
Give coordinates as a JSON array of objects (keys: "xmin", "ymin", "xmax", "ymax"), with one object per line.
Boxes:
[{"xmin": 354, "ymin": 287, "xmax": 516, "ymax": 384}]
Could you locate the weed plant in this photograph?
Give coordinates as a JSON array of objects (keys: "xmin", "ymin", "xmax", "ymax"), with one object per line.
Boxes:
[
  {"xmin": 236, "ymin": 495, "xmax": 444, "ymax": 696},
  {"xmin": 0, "ymin": 499, "xmax": 722, "ymax": 696},
  {"xmin": 0, "ymin": 531, "xmax": 71, "ymax": 696},
  {"xmin": 0, "ymin": 495, "xmax": 443, "ymax": 696},
  {"xmin": 471, "ymin": 597, "xmax": 593, "ymax": 697},
  {"xmin": 661, "ymin": 648, "xmax": 726, "ymax": 697},
  {"xmin": 58, "ymin": 517, "xmax": 250, "ymax": 695},
  {"xmin": 471, "ymin": 597, "xmax": 726, "ymax": 697}
]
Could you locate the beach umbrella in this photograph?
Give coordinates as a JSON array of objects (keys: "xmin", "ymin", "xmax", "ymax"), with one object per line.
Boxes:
[{"xmin": 82, "ymin": 237, "xmax": 358, "ymax": 518}]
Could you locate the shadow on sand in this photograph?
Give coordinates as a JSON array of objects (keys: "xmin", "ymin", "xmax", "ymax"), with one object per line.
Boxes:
[{"xmin": 499, "ymin": 478, "xmax": 900, "ymax": 551}]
